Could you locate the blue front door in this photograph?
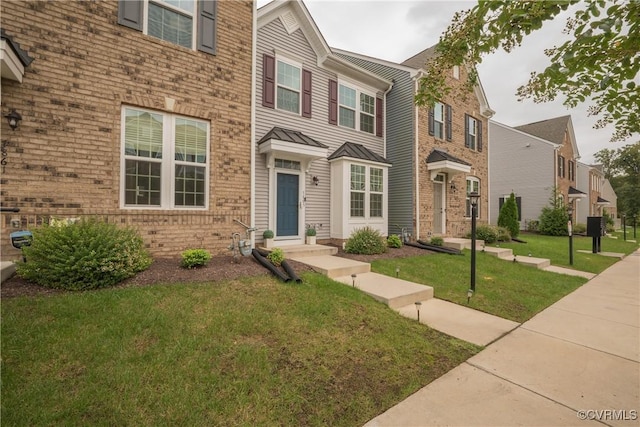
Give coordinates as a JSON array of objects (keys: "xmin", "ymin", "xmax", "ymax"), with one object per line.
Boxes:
[{"xmin": 277, "ymin": 173, "xmax": 299, "ymax": 237}]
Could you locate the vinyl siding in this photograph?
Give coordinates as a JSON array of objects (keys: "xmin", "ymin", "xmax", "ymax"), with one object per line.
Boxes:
[
  {"xmin": 336, "ymin": 53, "xmax": 416, "ymax": 237},
  {"xmin": 489, "ymin": 121, "xmax": 556, "ymax": 229},
  {"xmin": 256, "ymin": 18, "xmax": 385, "ymax": 241}
]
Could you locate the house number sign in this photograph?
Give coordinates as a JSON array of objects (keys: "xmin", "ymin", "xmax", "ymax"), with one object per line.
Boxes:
[{"xmin": 1, "ymin": 140, "xmax": 8, "ymax": 173}]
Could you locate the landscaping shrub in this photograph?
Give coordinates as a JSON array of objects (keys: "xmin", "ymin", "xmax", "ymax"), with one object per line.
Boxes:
[
  {"xmin": 496, "ymin": 226, "xmax": 512, "ymax": 242},
  {"xmin": 497, "ymin": 192, "xmax": 520, "ymax": 238},
  {"xmin": 573, "ymin": 223, "xmax": 587, "ymax": 234},
  {"xmin": 469, "ymin": 225, "xmax": 499, "ymax": 244},
  {"xmin": 387, "ymin": 234, "xmax": 403, "ymax": 248},
  {"xmin": 539, "ymin": 206, "xmax": 568, "ymax": 236},
  {"xmin": 305, "ymin": 227, "xmax": 317, "ymax": 237},
  {"xmin": 430, "ymin": 236, "xmax": 444, "ymax": 246},
  {"xmin": 263, "ymin": 229, "xmax": 274, "ymax": 239},
  {"xmin": 180, "ymin": 249, "xmax": 212, "ymax": 269},
  {"xmin": 17, "ymin": 218, "xmax": 152, "ymax": 291},
  {"xmin": 267, "ymin": 248, "xmax": 285, "ymax": 267},
  {"xmin": 344, "ymin": 226, "xmax": 387, "ymax": 255}
]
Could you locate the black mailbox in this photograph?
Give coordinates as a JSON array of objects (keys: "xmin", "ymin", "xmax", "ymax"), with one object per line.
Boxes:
[
  {"xmin": 10, "ymin": 230, "xmax": 33, "ymax": 249},
  {"xmin": 586, "ymin": 216, "xmax": 605, "ymax": 237}
]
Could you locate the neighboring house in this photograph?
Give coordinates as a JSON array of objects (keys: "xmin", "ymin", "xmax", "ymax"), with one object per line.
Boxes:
[
  {"xmin": 0, "ymin": 0, "xmax": 253, "ymax": 256},
  {"xmin": 255, "ymin": 0, "xmax": 392, "ymax": 246},
  {"xmin": 337, "ymin": 46, "xmax": 494, "ymax": 240},
  {"xmin": 575, "ymin": 163, "xmax": 614, "ymax": 225},
  {"xmin": 489, "ymin": 116, "xmax": 585, "ymax": 229}
]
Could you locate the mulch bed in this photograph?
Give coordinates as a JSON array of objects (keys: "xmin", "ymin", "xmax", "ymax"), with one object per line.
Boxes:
[{"xmin": 1, "ymin": 244, "xmax": 433, "ymax": 299}]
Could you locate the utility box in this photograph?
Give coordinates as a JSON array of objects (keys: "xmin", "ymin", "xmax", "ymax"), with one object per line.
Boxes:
[{"xmin": 586, "ymin": 216, "xmax": 604, "ymax": 253}]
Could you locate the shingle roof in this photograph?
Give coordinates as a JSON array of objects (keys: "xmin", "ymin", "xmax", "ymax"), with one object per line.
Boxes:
[
  {"xmin": 328, "ymin": 142, "xmax": 391, "ymax": 164},
  {"xmin": 426, "ymin": 149, "xmax": 471, "ymax": 166},
  {"xmin": 0, "ymin": 28, "xmax": 34, "ymax": 67},
  {"xmin": 400, "ymin": 44, "xmax": 438, "ymax": 69},
  {"xmin": 597, "ymin": 196, "xmax": 610, "ymax": 204},
  {"xmin": 514, "ymin": 116, "xmax": 571, "ymax": 145},
  {"xmin": 569, "ymin": 186, "xmax": 587, "ymax": 196},
  {"xmin": 257, "ymin": 127, "xmax": 328, "ymax": 148}
]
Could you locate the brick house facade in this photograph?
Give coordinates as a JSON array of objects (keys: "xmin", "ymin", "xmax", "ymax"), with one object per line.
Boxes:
[{"xmin": 1, "ymin": 0, "xmax": 253, "ymax": 257}]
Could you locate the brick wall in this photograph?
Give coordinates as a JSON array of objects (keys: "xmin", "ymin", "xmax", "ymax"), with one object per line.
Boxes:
[
  {"xmin": 415, "ymin": 67, "xmax": 489, "ymax": 240},
  {"xmin": 1, "ymin": 0, "xmax": 253, "ymax": 257}
]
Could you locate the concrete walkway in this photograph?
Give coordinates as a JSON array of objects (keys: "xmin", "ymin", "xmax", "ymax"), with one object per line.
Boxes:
[{"xmin": 364, "ymin": 250, "xmax": 640, "ymax": 427}]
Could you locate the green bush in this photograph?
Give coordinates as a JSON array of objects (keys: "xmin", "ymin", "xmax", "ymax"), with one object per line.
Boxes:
[
  {"xmin": 306, "ymin": 227, "xmax": 317, "ymax": 237},
  {"xmin": 345, "ymin": 226, "xmax": 387, "ymax": 255},
  {"xmin": 17, "ymin": 218, "xmax": 152, "ymax": 291},
  {"xmin": 387, "ymin": 234, "xmax": 403, "ymax": 248},
  {"xmin": 496, "ymin": 226, "xmax": 512, "ymax": 242},
  {"xmin": 263, "ymin": 229, "xmax": 274, "ymax": 239},
  {"xmin": 468, "ymin": 224, "xmax": 499, "ymax": 244},
  {"xmin": 573, "ymin": 223, "xmax": 587, "ymax": 234},
  {"xmin": 430, "ymin": 236, "xmax": 444, "ymax": 246},
  {"xmin": 539, "ymin": 206, "xmax": 568, "ymax": 236},
  {"xmin": 180, "ymin": 249, "xmax": 212, "ymax": 269},
  {"xmin": 497, "ymin": 192, "xmax": 520, "ymax": 238},
  {"xmin": 267, "ymin": 247, "xmax": 285, "ymax": 267},
  {"xmin": 526, "ymin": 219, "xmax": 540, "ymax": 232}
]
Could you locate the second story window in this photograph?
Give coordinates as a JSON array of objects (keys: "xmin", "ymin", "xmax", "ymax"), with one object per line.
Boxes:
[
  {"xmin": 568, "ymin": 160, "xmax": 575, "ymax": 181},
  {"xmin": 339, "ymin": 85, "xmax": 357, "ymax": 129},
  {"xmin": 428, "ymin": 102, "xmax": 452, "ymax": 141},
  {"xmin": 360, "ymin": 93, "xmax": 375, "ymax": 134},
  {"xmin": 433, "ymin": 102, "xmax": 444, "ymax": 139},
  {"xmin": 277, "ymin": 60, "xmax": 301, "ymax": 114},
  {"xmin": 118, "ymin": 0, "xmax": 217, "ymax": 54},
  {"xmin": 338, "ymin": 83, "xmax": 376, "ymax": 134},
  {"xmin": 465, "ymin": 114, "xmax": 482, "ymax": 151},
  {"xmin": 558, "ymin": 155, "xmax": 565, "ymax": 178}
]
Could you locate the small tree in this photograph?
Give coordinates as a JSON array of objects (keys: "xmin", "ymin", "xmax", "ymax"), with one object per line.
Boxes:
[
  {"xmin": 497, "ymin": 192, "xmax": 520, "ymax": 238},
  {"xmin": 538, "ymin": 187, "xmax": 568, "ymax": 236}
]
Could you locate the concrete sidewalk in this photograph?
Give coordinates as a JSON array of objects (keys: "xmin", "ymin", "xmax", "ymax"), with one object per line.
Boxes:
[{"xmin": 365, "ymin": 250, "xmax": 640, "ymax": 427}]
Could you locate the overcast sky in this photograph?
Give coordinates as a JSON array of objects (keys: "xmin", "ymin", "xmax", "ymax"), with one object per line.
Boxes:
[{"xmin": 257, "ymin": 0, "xmax": 634, "ymax": 164}]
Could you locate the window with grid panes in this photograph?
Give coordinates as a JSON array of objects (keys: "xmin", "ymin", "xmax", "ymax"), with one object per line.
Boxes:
[
  {"xmin": 370, "ymin": 168, "xmax": 383, "ymax": 217},
  {"xmin": 350, "ymin": 164, "xmax": 366, "ymax": 217},
  {"xmin": 276, "ymin": 60, "xmax": 301, "ymax": 114}
]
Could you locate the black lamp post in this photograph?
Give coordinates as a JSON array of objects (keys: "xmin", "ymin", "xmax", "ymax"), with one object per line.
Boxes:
[
  {"xmin": 567, "ymin": 203, "xmax": 574, "ymax": 265},
  {"xmin": 623, "ymin": 214, "xmax": 626, "ymax": 241},
  {"xmin": 468, "ymin": 191, "xmax": 480, "ymax": 302},
  {"xmin": 634, "ymin": 215, "xmax": 637, "ymax": 239}
]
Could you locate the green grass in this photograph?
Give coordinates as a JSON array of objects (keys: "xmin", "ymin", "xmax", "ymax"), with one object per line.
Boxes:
[
  {"xmin": 373, "ymin": 231, "xmax": 638, "ymax": 323},
  {"xmin": 1, "ymin": 273, "xmax": 479, "ymax": 427},
  {"xmin": 373, "ymin": 252, "xmax": 587, "ymax": 323},
  {"xmin": 498, "ymin": 232, "xmax": 639, "ymax": 273}
]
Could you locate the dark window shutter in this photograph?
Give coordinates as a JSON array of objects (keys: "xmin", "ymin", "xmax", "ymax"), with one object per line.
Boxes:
[
  {"xmin": 477, "ymin": 119, "xmax": 483, "ymax": 152},
  {"xmin": 445, "ymin": 104, "xmax": 452, "ymax": 141},
  {"xmin": 118, "ymin": 0, "xmax": 143, "ymax": 31},
  {"xmin": 516, "ymin": 197, "xmax": 522, "ymax": 221},
  {"xmin": 499, "ymin": 197, "xmax": 505, "ymax": 212},
  {"xmin": 262, "ymin": 54, "xmax": 275, "ymax": 108},
  {"xmin": 376, "ymin": 97, "xmax": 383, "ymax": 137},
  {"xmin": 464, "ymin": 114, "xmax": 470, "ymax": 148},
  {"xmin": 428, "ymin": 108, "xmax": 434, "ymax": 136},
  {"xmin": 197, "ymin": 0, "xmax": 217, "ymax": 54},
  {"xmin": 328, "ymin": 79, "xmax": 338, "ymax": 125},
  {"xmin": 302, "ymin": 69, "xmax": 312, "ymax": 118}
]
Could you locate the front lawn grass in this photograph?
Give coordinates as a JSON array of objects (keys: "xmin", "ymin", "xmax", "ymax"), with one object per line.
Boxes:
[
  {"xmin": 372, "ymin": 252, "xmax": 587, "ymax": 323},
  {"xmin": 1, "ymin": 273, "xmax": 479, "ymax": 427},
  {"xmin": 498, "ymin": 232, "xmax": 638, "ymax": 273}
]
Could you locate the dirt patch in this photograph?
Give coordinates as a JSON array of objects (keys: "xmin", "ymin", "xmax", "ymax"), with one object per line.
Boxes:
[{"xmin": 1, "ymin": 244, "xmax": 434, "ymax": 299}]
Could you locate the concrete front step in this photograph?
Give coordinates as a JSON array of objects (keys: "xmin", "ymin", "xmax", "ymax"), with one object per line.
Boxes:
[
  {"xmin": 1, "ymin": 261, "xmax": 16, "ymax": 283},
  {"xmin": 480, "ymin": 246, "xmax": 514, "ymax": 258},
  {"xmin": 290, "ymin": 254, "xmax": 369, "ymax": 278},
  {"xmin": 497, "ymin": 253, "xmax": 551, "ymax": 269},
  {"xmin": 443, "ymin": 238, "xmax": 485, "ymax": 250},
  {"xmin": 334, "ymin": 272, "xmax": 434, "ymax": 309},
  {"xmin": 266, "ymin": 244, "xmax": 338, "ymax": 258}
]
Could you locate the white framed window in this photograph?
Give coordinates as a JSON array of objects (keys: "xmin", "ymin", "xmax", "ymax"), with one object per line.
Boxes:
[
  {"xmin": 146, "ymin": 0, "xmax": 196, "ymax": 49},
  {"xmin": 369, "ymin": 167, "xmax": 383, "ymax": 217},
  {"xmin": 467, "ymin": 115, "xmax": 477, "ymax": 150},
  {"xmin": 339, "ymin": 83, "xmax": 376, "ymax": 134},
  {"xmin": 433, "ymin": 101, "xmax": 445, "ymax": 139},
  {"xmin": 121, "ymin": 107, "xmax": 209, "ymax": 209},
  {"xmin": 276, "ymin": 58, "xmax": 301, "ymax": 114},
  {"xmin": 465, "ymin": 177, "xmax": 480, "ymax": 218},
  {"xmin": 350, "ymin": 164, "xmax": 384, "ymax": 218}
]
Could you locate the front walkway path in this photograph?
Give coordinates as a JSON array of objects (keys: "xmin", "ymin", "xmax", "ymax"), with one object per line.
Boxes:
[{"xmin": 364, "ymin": 250, "xmax": 640, "ymax": 427}]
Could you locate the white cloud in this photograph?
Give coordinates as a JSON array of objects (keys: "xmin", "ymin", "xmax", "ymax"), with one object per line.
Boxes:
[{"xmin": 257, "ymin": 0, "xmax": 634, "ymax": 163}]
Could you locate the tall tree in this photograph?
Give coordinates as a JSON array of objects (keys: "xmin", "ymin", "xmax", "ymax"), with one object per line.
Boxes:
[
  {"xmin": 595, "ymin": 142, "xmax": 640, "ymax": 218},
  {"xmin": 418, "ymin": 0, "xmax": 639, "ymax": 142}
]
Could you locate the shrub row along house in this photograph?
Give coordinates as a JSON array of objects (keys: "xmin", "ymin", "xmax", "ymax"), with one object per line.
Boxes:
[{"xmin": 0, "ymin": 0, "xmax": 615, "ymax": 259}]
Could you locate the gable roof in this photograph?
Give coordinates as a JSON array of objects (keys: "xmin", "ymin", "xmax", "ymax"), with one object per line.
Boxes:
[
  {"xmin": 426, "ymin": 148, "xmax": 471, "ymax": 166},
  {"xmin": 1, "ymin": 28, "xmax": 34, "ymax": 67},
  {"xmin": 258, "ymin": 127, "xmax": 328, "ymax": 148},
  {"xmin": 258, "ymin": 0, "xmax": 392, "ymax": 92},
  {"xmin": 401, "ymin": 45, "xmax": 438, "ymax": 69},
  {"xmin": 328, "ymin": 142, "xmax": 390, "ymax": 164},
  {"xmin": 514, "ymin": 115, "xmax": 580, "ymax": 159}
]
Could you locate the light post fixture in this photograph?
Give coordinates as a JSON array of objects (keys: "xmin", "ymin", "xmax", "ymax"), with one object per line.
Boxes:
[
  {"xmin": 5, "ymin": 109, "xmax": 22, "ymax": 131},
  {"xmin": 468, "ymin": 191, "xmax": 480, "ymax": 302},
  {"xmin": 634, "ymin": 215, "xmax": 637, "ymax": 239},
  {"xmin": 415, "ymin": 301, "xmax": 422, "ymax": 322},
  {"xmin": 623, "ymin": 214, "xmax": 626, "ymax": 241},
  {"xmin": 567, "ymin": 203, "xmax": 574, "ymax": 265}
]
